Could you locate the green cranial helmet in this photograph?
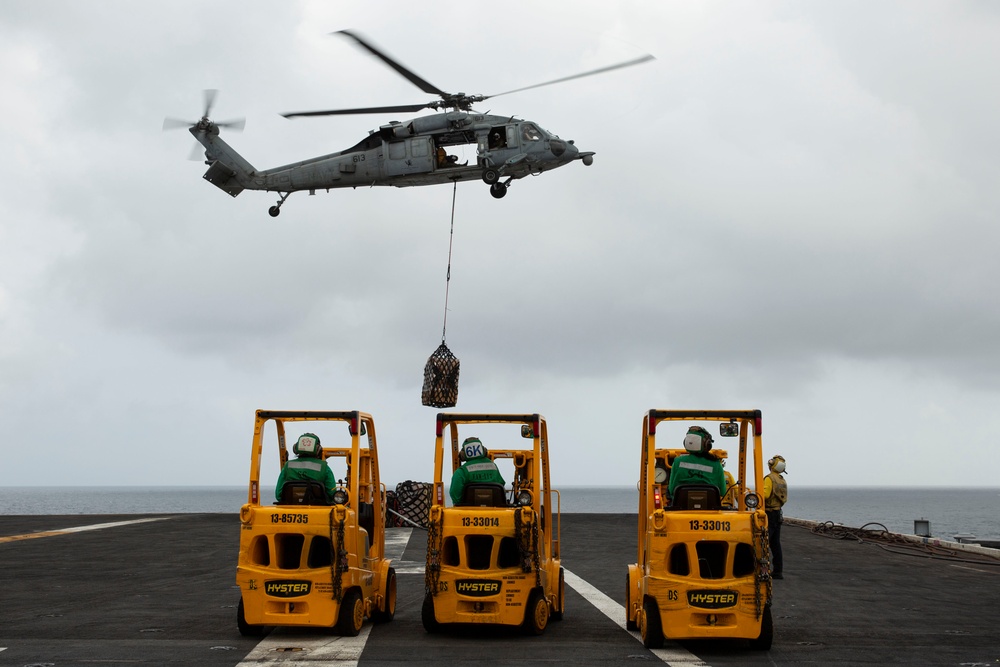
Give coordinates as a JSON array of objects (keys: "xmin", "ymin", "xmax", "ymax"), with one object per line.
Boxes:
[
  {"xmin": 683, "ymin": 426, "xmax": 713, "ymax": 454},
  {"xmin": 460, "ymin": 436, "xmax": 487, "ymax": 461},
  {"xmin": 293, "ymin": 433, "xmax": 322, "ymax": 457},
  {"xmin": 768, "ymin": 455, "xmax": 787, "ymax": 473}
]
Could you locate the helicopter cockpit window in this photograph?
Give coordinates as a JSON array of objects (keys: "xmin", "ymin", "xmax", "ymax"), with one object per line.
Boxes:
[{"xmin": 521, "ymin": 123, "xmax": 542, "ymax": 142}]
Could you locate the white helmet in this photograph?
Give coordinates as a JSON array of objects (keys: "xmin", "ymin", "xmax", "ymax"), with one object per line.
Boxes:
[{"xmin": 683, "ymin": 426, "xmax": 713, "ymax": 454}]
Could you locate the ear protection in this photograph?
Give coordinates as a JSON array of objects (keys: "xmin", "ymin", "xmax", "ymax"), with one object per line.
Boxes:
[
  {"xmin": 683, "ymin": 426, "xmax": 713, "ymax": 453},
  {"xmin": 768, "ymin": 455, "xmax": 786, "ymax": 473}
]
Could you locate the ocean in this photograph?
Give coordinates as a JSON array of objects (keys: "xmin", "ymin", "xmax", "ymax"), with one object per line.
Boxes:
[{"xmin": 1, "ymin": 486, "xmax": 997, "ymax": 543}]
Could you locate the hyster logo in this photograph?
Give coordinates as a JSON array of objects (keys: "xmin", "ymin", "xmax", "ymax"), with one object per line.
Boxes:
[
  {"xmin": 687, "ymin": 589, "xmax": 738, "ymax": 609},
  {"xmin": 265, "ymin": 580, "xmax": 311, "ymax": 597},
  {"xmin": 455, "ymin": 579, "xmax": 501, "ymax": 597}
]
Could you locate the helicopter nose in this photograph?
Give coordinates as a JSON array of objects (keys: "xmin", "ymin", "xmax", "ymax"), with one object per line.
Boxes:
[{"xmin": 549, "ymin": 139, "xmax": 580, "ymax": 162}]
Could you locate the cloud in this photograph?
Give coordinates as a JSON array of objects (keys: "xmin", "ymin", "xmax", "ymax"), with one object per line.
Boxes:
[{"xmin": 1, "ymin": 1, "xmax": 999, "ymax": 489}]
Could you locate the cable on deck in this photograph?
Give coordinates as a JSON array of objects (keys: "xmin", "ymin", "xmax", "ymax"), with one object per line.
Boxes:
[{"xmin": 800, "ymin": 521, "xmax": 1000, "ymax": 566}]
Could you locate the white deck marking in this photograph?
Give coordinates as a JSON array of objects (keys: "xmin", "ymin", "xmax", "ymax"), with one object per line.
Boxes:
[
  {"xmin": 383, "ymin": 527, "xmax": 424, "ymax": 573},
  {"xmin": 391, "ymin": 562, "xmax": 425, "ymax": 574},
  {"xmin": 236, "ymin": 625, "xmax": 373, "ymax": 666},
  {"xmin": 383, "ymin": 528, "xmax": 411, "ymax": 560},
  {"xmin": 563, "ymin": 568, "xmax": 709, "ymax": 667},
  {"xmin": 0, "ymin": 517, "xmax": 172, "ymax": 544},
  {"xmin": 950, "ymin": 564, "xmax": 1000, "ymax": 576},
  {"xmin": 56, "ymin": 518, "xmax": 171, "ymax": 533}
]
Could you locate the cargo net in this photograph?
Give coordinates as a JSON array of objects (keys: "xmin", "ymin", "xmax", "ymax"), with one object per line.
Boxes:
[
  {"xmin": 395, "ymin": 480, "xmax": 433, "ymax": 528},
  {"xmin": 421, "ymin": 343, "xmax": 460, "ymax": 408},
  {"xmin": 384, "ymin": 489, "xmax": 404, "ymax": 527}
]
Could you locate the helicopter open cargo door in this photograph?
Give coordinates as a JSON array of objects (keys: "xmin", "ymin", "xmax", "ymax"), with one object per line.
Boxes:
[{"xmin": 386, "ymin": 136, "xmax": 434, "ymax": 177}]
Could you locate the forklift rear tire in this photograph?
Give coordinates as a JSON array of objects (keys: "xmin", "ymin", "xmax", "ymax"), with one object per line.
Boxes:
[
  {"xmin": 336, "ymin": 589, "xmax": 364, "ymax": 636},
  {"xmin": 641, "ymin": 597, "xmax": 664, "ymax": 649},
  {"xmin": 551, "ymin": 568, "xmax": 565, "ymax": 621},
  {"xmin": 626, "ymin": 575, "xmax": 638, "ymax": 631},
  {"xmin": 421, "ymin": 593, "xmax": 441, "ymax": 634},
  {"xmin": 237, "ymin": 598, "xmax": 266, "ymax": 637},
  {"xmin": 372, "ymin": 568, "xmax": 397, "ymax": 623},
  {"xmin": 749, "ymin": 604, "xmax": 773, "ymax": 650},
  {"xmin": 523, "ymin": 589, "xmax": 549, "ymax": 635}
]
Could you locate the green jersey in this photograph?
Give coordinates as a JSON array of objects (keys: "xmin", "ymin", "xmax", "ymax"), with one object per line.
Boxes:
[{"xmin": 449, "ymin": 456, "xmax": 505, "ymax": 505}]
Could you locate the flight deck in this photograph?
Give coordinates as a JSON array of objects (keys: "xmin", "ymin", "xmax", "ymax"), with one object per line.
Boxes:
[{"xmin": 1, "ymin": 514, "xmax": 998, "ymax": 666}]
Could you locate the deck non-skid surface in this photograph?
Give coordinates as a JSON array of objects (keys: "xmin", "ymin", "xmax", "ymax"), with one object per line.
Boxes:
[{"xmin": 1, "ymin": 514, "xmax": 998, "ymax": 666}]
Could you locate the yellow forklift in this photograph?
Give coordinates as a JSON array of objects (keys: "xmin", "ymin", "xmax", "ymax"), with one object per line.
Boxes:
[
  {"xmin": 422, "ymin": 413, "xmax": 564, "ymax": 634},
  {"xmin": 236, "ymin": 410, "xmax": 396, "ymax": 636},
  {"xmin": 627, "ymin": 410, "xmax": 773, "ymax": 649}
]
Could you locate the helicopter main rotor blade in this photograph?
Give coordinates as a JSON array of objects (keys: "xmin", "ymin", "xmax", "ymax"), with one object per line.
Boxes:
[
  {"xmin": 334, "ymin": 29, "xmax": 448, "ymax": 98},
  {"xmin": 282, "ymin": 103, "xmax": 431, "ymax": 119},
  {"xmin": 483, "ymin": 54, "xmax": 655, "ymax": 100}
]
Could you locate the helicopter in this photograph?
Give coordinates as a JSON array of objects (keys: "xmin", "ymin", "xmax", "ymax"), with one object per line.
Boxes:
[{"xmin": 164, "ymin": 30, "xmax": 653, "ymax": 216}]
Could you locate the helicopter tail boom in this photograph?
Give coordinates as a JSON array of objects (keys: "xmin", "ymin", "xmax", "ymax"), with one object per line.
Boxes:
[{"xmin": 190, "ymin": 125, "xmax": 257, "ymax": 197}]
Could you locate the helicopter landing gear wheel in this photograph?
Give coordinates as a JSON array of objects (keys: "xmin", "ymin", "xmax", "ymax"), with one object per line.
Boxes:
[
  {"xmin": 268, "ymin": 192, "xmax": 291, "ymax": 217},
  {"xmin": 482, "ymin": 168, "xmax": 499, "ymax": 185},
  {"xmin": 489, "ymin": 182, "xmax": 507, "ymax": 199}
]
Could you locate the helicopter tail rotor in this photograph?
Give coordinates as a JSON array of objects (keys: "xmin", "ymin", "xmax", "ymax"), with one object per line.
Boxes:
[
  {"xmin": 163, "ymin": 88, "xmax": 246, "ymax": 160},
  {"xmin": 164, "ymin": 90, "xmax": 245, "ymax": 159},
  {"xmin": 163, "ymin": 89, "xmax": 246, "ymax": 133},
  {"xmin": 202, "ymin": 88, "xmax": 218, "ymax": 118}
]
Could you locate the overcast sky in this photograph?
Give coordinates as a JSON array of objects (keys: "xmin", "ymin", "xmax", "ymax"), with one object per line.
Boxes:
[{"xmin": 2, "ymin": 1, "xmax": 999, "ymax": 491}]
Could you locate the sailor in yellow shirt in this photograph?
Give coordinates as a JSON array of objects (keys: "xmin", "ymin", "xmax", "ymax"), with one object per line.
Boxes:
[
  {"xmin": 722, "ymin": 469, "xmax": 737, "ymax": 508},
  {"xmin": 763, "ymin": 455, "xmax": 788, "ymax": 579}
]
